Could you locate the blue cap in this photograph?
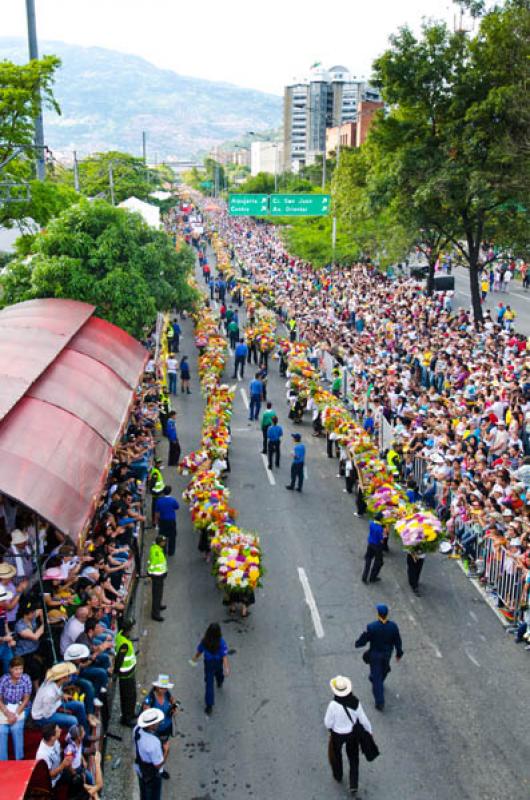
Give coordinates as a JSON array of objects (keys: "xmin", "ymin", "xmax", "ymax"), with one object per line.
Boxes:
[{"xmin": 376, "ymin": 604, "xmax": 388, "ymax": 617}]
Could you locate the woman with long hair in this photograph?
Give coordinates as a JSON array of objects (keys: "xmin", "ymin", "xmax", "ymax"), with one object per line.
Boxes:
[{"xmin": 189, "ymin": 623, "xmax": 230, "ymax": 715}]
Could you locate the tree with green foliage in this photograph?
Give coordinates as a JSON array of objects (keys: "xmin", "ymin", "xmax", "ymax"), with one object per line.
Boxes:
[
  {"xmin": 52, "ymin": 151, "xmax": 162, "ymax": 204},
  {"xmin": 369, "ymin": 1, "xmax": 530, "ymax": 319},
  {"xmin": 0, "ymin": 56, "xmax": 61, "ymax": 167},
  {"xmin": 0, "ymin": 199, "xmax": 198, "ymax": 338},
  {"xmin": 0, "ymin": 179, "xmax": 79, "ymax": 230}
]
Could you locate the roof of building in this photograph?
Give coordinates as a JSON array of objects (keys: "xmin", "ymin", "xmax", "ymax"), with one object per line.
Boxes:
[{"xmin": 0, "ymin": 298, "xmax": 148, "ymax": 539}]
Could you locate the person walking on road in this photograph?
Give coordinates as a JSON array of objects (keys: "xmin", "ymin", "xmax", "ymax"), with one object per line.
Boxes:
[
  {"xmin": 260, "ymin": 401, "xmax": 276, "ymax": 454},
  {"xmin": 248, "ymin": 373, "xmax": 264, "ymax": 422},
  {"xmin": 133, "ymin": 708, "xmax": 169, "ymax": 800},
  {"xmin": 285, "ymin": 433, "xmax": 305, "ymax": 492},
  {"xmin": 267, "ymin": 416, "xmax": 283, "ymax": 470},
  {"xmin": 171, "ymin": 320, "xmax": 181, "ymax": 353},
  {"xmin": 355, "ymin": 604, "xmax": 403, "ymax": 711},
  {"xmin": 147, "ymin": 535, "xmax": 167, "ymax": 622},
  {"xmin": 179, "ymin": 356, "xmax": 191, "ymax": 394},
  {"xmin": 324, "ymin": 675, "xmax": 374, "ymax": 797},
  {"xmin": 189, "ymin": 623, "xmax": 230, "ymax": 715},
  {"xmin": 232, "ymin": 339, "xmax": 248, "ymax": 379},
  {"xmin": 154, "ymin": 487, "xmax": 179, "ymax": 557},
  {"xmin": 166, "ymin": 412, "xmax": 181, "ymax": 467},
  {"xmin": 361, "ymin": 513, "xmax": 385, "ymax": 584},
  {"xmin": 406, "ymin": 550, "xmax": 425, "ymax": 595},
  {"xmin": 166, "ymin": 354, "xmax": 178, "ymax": 395}
]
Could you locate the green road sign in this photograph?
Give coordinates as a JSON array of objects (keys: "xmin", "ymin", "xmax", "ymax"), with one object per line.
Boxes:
[
  {"xmin": 200, "ymin": 180, "xmax": 213, "ymax": 189},
  {"xmin": 269, "ymin": 193, "xmax": 331, "ymax": 216},
  {"xmin": 229, "ymin": 194, "xmax": 269, "ymax": 216}
]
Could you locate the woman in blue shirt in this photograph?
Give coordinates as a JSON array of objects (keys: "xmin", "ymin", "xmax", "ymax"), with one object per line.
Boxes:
[
  {"xmin": 180, "ymin": 356, "xmax": 191, "ymax": 394},
  {"xmin": 190, "ymin": 623, "xmax": 230, "ymax": 715}
]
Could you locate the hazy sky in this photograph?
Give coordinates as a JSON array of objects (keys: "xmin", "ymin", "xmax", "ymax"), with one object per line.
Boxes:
[{"xmin": 4, "ymin": 0, "xmax": 470, "ymax": 94}]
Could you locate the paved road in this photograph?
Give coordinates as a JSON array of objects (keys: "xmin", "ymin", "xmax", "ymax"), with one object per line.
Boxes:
[
  {"xmin": 127, "ymin": 261, "xmax": 530, "ymax": 800},
  {"xmin": 453, "ymin": 266, "xmax": 530, "ymax": 335}
]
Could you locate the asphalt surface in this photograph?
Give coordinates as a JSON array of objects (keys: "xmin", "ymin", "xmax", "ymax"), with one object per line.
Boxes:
[
  {"xmin": 453, "ymin": 267, "xmax": 530, "ymax": 336},
  {"xmin": 119, "ymin": 260, "xmax": 530, "ymax": 800}
]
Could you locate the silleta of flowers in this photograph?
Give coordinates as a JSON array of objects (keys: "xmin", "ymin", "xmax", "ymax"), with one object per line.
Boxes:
[
  {"xmin": 209, "ymin": 240, "xmax": 445, "ymax": 554},
  {"xmin": 181, "ymin": 300, "xmax": 264, "ymax": 599}
]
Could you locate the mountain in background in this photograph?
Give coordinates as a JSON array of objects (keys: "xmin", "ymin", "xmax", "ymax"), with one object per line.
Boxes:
[{"xmin": 0, "ymin": 38, "xmax": 282, "ymax": 160}]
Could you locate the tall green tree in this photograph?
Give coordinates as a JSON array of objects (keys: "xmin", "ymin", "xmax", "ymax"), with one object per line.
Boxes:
[
  {"xmin": 52, "ymin": 151, "xmax": 162, "ymax": 203},
  {"xmin": 0, "ymin": 199, "xmax": 198, "ymax": 337},
  {"xmin": 369, "ymin": 2, "xmax": 530, "ymax": 319},
  {"xmin": 0, "ymin": 56, "xmax": 61, "ymax": 167}
]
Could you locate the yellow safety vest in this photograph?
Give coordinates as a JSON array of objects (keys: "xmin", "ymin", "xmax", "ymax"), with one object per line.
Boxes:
[
  {"xmin": 115, "ymin": 631, "xmax": 137, "ymax": 673},
  {"xmin": 147, "ymin": 543, "xmax": 167, "ymax": 577},
  {"xmin": 150, "ymin": 467, "xmax": 165, "ymax": 494}
]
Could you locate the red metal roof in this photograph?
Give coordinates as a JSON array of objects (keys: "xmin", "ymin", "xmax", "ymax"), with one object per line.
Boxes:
[
  {"xmin": 0, "ymin": 760, "xmax": 50, "ymax": 800},
  {"xmin": 0, "ymin": 299, "xmax": 148, "ymax": 539}
]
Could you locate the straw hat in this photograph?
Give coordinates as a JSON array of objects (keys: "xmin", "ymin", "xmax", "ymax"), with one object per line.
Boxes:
[
  {"xmin": 0, "ymin": 563, "xmax": 16, "ymax": 580},
  {"xmin": 11, "ymin": 530, "xmax": 28, "ymax": 545},
  {"xmin": 46, "ymin": 662, "xmax": 77, "ymax": 682},
  {"xmin": 152, "ymin": 674, "xmax": 174, "ymax": 690},
  {"xmin": 330, "ymin": 675, "xmax": 352, "ymax": 697},
  {"xmin": 138, "ymin": 708, "xmax": 164, "ymax": 728}
]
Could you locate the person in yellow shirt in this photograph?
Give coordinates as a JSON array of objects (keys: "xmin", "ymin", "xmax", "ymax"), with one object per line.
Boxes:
[{"xmin": 481, "ymin": 277, "xmax": 489, "ymax": 301}]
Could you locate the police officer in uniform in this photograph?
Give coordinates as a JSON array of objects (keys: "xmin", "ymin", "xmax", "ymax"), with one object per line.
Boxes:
[
  {"xmin": 355, "ymin": 604, "xmax": 403, "ymax": 711},
  {"xmin": 115, "ymin": 618, "xmax": 138, "ymax": 727},
  {"xmin": 149, "ymin": 458, "xmax": 165, "ymax": 527},
  {"xmin": 147, "ymin": 535, "xmax": 168, "ymax": 622},
  {"xmin": 134, "ymin": 707, "xmax": 169, "ymax": 800}
]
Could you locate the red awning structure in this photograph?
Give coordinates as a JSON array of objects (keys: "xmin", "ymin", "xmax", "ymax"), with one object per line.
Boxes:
[
  {"xmin": 0, "ymin": 299, "xmax": 148, "ymax": 540},
  {"xmin": 0, "ymin": 760, "xmax": 51, "ymax": 800}
]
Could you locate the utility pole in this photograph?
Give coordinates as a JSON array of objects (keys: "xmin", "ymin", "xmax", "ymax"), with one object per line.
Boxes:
[
  {"xmin": 108, "ymin": 162, "xmax": 115, "ymax": 205},
  {"xmin": 322, "ymin": 151, "xmax": 326, "ymax": 189},
  {"xmin": 331, "ymin": 114, "xmax": 342, "ymax": 263},
  {"xmin": 73, "ymin": 151, "xmax": 80, "ymax": 192},
  {"xmin": 142, "ymin": 131, "xmax": 147, "ymax": 164},
  {"xmin": 26, "ymin": 0, "xmax": 46, "ymax": 181},
  {"xmin": 274, "ymin": 145, "xmax": 278, "ymax": 193}
]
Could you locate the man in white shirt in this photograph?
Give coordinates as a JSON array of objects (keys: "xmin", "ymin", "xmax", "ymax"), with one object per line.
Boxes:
[
  {"xmin": 36, "ymin": 723, "xmax": 73, "ymax": 787},
  {"xmin": 324, "ymin": 676, "xmax": 373, "ymax": 796},
  {"xmin": 166, "ymin": 355, "xmax": 178, "ymax": 395},
  {"xmin": 60, "ymin": 606, "xmax": 90, "ymax": 656}
]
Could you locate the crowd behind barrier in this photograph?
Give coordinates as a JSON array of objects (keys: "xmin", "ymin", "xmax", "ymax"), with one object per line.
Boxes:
[{"xmin": 193, "ymin": 199, "xmax": 530, "ymax": 629}]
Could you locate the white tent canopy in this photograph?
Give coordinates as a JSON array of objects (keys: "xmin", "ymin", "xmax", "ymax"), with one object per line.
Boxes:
[{"xmin": 118, "ymin": 196, "xmax": 161, "ymax": 229}]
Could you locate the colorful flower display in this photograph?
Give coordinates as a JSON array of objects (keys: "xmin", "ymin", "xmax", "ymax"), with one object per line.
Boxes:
[{"xmin": 182, "ymin": 298, "xmax": 264, "ymax": 599}]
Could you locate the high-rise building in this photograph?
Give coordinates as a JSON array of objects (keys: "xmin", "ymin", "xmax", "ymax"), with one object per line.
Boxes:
[
  {"xmin": 283, "ymin": 65, "xmax": 381, "ymax": 171},
  {"xmin": 250, "ymin": 142, "xmax": 284, "ymax": 176}
]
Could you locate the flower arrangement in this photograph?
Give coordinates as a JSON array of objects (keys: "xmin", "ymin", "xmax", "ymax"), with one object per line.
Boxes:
[{"xmin": 395, "ymin": 512, "xmax": 443, "ymax": 552}]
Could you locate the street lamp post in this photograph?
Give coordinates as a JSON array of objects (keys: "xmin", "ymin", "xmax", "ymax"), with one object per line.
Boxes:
[{"xmin": 25, "ymin": 0, "xmax": 46, "ymax": 181}]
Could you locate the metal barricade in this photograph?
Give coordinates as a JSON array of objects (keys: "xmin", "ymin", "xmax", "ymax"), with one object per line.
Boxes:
[{"xmin": 482, "ymin": 537, "xmax": 525, "ymax": 619}]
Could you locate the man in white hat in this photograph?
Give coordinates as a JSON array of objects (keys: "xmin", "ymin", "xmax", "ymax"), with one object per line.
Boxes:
[
  {"xmin": 5, "ymin": 530, "xmax": 34, "ymax": 588},
  {"xmin": 133, "ymin": 708, "xmax": 170, "ymax": 800},
  {"xmin": 324, "ymin": 675, "xmax": 373, "ymax": 797},
  {"xmin": 64, "ymin": 643, "xmax": 107, "ymax": 717}
]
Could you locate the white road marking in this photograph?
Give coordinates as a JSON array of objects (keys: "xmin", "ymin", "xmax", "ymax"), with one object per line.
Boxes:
[
  {"xmin": 511, "ymin": 292, "xmax": 530, "ymax": 302},
  {"xmin": 469, "ymin": 610, "xmax": 478, "ymax": 622},
  {"xmin": 407, "ymin": 612, "xmax": 418, "ymax": 627},
  {"xmin": 240, "ymin": 388, "xmax": 249, "ymax": 410},
  {"xmin": 465, "ymin": 649, "xmax": 481, "ymax": 668},
  {"xmin": 427, "ymin": 640, "xmax": 443, "ymax": 659},
  {"xmin": 297, "ymin": 567, "xmax": 325, "ymax": 639},
  {"xmin": 304, "ymin": 466, "xmax": 309, "ymax": 480},
  {"xmin": 261, "ymin": 454, "xmax": 276, "ymax": 485}
]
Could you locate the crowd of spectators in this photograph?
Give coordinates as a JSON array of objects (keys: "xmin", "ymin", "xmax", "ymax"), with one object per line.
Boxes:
[
  {"xmin": 212, "ymin": 213, "xmax": 530, "ymax": 618},
  {"xmin": 0, "ymin": 359, "xmax": 166, "ymax": 793}
]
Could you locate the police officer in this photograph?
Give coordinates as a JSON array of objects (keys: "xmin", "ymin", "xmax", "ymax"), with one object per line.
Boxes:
[
  {"xmin": 267, "ymin": 416, "xmax": 283, "ymax": 470},
  {"xmin": 285, "ymin": 433, "xmax": 305, "ymax": 492},
  {"xmin": 147, "ymin": 535, "xmax": 168, "ymax": 622},
  {"xmin": 355, "ymin": 604, "xmax": 403, "ymax": 711},
  {"xmin": 288, "ymin": 318, "xmax": 297, "ymax": 342},
  {"xmin": 149, "ymin": 458, "xmax": 165, "ymax": 527},
  {"xmin": 134, "ymin": 708, "xmax": 169, "ymax": 800},
  {"xmin": 361, "ymin": 513, "xmax": 385, "ymax": 584},
  {"xmin": 115, "ymin": 618, "xmax": 138, "ymax": 727}
]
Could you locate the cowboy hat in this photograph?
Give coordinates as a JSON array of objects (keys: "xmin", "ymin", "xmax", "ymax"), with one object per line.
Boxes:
[
  {"xmin": 46, "ymin": 662, "xmax": 77, "ymax": 682},
  {"xmin": 0, "ymin": 586, "xmax": 14, "ymax": 603},
  {"xmin": 64, "ymin": 644, "xmax": 91, "ymax": 662},
  {"xmin": 11, "ymin": 530, "xmax": 28, "ymax": 545},
  {"xmin": 330, "ymin": 676, "xmax": 352, "ymax": 697},
  {"xmin": 152, "ymin": 674, "xmax": 174, "ymax": 690},
  {"xmin": 138, "ymin": 708, "xmax": 164, "ymax": 728},
  {"xmin": 0, "ymin": 563, "xmax": 16, "ymax": 580}
]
